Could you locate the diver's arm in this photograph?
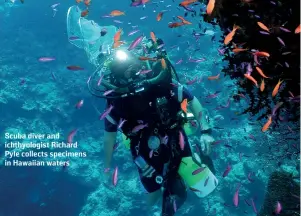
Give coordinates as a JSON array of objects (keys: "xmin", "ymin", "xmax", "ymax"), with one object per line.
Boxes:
[
  {"xmin": 189, "ymin": 96, "xmax": 211, "ymax": 131},
  {"xmin": 104, "ymin": 131, "xmax": 117, "ymax": 169}
]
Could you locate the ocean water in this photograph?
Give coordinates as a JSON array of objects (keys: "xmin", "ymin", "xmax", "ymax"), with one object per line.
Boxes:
[{"xmin": 0, "ymin": 1, "xmax": 300, "ymax": 216}]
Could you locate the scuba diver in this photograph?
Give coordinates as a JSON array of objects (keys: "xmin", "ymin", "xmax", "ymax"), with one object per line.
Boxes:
[
  {"xmin": 93, "ymin": 38, "xmax": 219, "ymax": 216},
  {"xmin": 66, "ymin": 4, "xmax": 217, "ymax": 215}
]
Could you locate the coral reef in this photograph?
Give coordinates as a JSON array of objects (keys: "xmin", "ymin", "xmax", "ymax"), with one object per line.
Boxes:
[{"xmin": 258, "ymin": 171, "xmax": 300, "ymax": 216}]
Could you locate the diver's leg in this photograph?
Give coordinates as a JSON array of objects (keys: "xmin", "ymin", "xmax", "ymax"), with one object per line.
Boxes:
[
  {"xmin": 138, "ymin": 173, "xmax": 162, "ymax": 208},
  {"xmin": 146, "ymin": 189, "xmax": 162, "ymax": 207}
]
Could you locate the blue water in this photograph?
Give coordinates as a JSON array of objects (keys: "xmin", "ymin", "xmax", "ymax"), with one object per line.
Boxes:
[{"xmin": 0, "ymin": 1, "xmax": 299, "ymax": 216}]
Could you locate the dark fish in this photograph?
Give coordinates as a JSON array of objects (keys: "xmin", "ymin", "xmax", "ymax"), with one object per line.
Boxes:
[
  {"xmin": 69, "ymin": 36, "xmax": 80, "ymax": 40},
  {"xmin": 100, "ymin": 28, "xmax": 107, "ymax": 36},
  {"xmin": 198, "ymin": 22, "xmax": 202, "ymax": 30},
  {"xmin": 213, "ymin": 127, "xmax": 224, "ymax": 130},
  {"xmin": 224, "ymin": 144, "xmax": 232, "ymax": 148},
  {"xmin": 184, "ymin": 12, "xmax": 188, "ymax": 17},
  {"xmin": 192, "ymin": 167, "xmax": 206, "ymax": 175},
  {"xmin": 67, "ymin": 65, "xmax": 84, "ymax": 71}
]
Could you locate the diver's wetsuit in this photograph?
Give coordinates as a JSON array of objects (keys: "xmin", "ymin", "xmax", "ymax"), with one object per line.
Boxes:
[
  {"xmin": 104, "ymin": 84, "xmax": 195, "ymax": 193},
  {"xmin": 104, "ymin": 57, "xmax": 197, "ymax": 215}
]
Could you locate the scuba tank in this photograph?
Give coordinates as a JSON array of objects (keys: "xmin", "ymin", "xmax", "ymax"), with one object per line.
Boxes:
[{"xmin": 178, "ymin": 157, "xmax": 218, "ymax": 198}]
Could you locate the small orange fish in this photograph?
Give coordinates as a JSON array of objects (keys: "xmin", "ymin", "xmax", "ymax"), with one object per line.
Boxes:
[
  {"xmin": 179, "ymin": 0, "xmax": 197, "ymax": 7},
  {"xmin": 114, "ymin": 28, "xmax": 122, "ymax": 42},
  {"xmin": 254, "ymin": 51, "xmax": 270, "ymax": 57},
  {"xmin": 260, "ymin": 79, "xmax": 265, "ymax": 92},
  {"xmin": 272, "ymin": 79, "xmax": 283, "ymax": 97},
  {"xmin": 112, "ymin": 41, "xmax": 125, "ymax": 49},
  {"xmin": 181, "ymin": 98, "xmax": 188, "ymax": 113},
  {"xmin": 261, "ymin": 116, "xmax": 272, "ymax": 132},
  {"xmin": 177, "ymin": 16, "xmax": 192, "ymax": 25},
  {"xmin": 84, "ymin": 0, "xmax": 91, "ymax": 6},
  {"xmin": 161, "ymin": 58, "xmax": 167, "ymax": 69},
  {"xmin": 139, "ymin": 56, "xmax": 157, "ymax": 61},
  {"xmin": 208, "ymin": 73, "xmax": 220, "ymax": 80},
  {"xmin": 244, "ymin": 73, "xmax": 258, "ymax": 87},
  {"xmin": 257, "ymin": 22, "xmax": 270, "ymax": 32},
  {"xmin": 110, "ymin": 10, "xmax": 125, "ymax": 17},
  {"xmin": 81, "ymin": 9, "xmax": 89, "ymax": 17},
  {"xmin": 295, "ymin": 24, "xmax": 301, "ymax": 34},
  {"xmin": 150, "ymin": 31, "xmax": 156, "ymax": 44},
  {"xmin": 168, "ymin": 22, "xmax": 185, "ymax": 28},
  {"xmin": 157, "ymin": 12, "xmax": 163, "ymax": 21},
  {"xmin": 76, "ymin": 0, "xmax": 82, "ymax": 3},
  {"xmin": 206, "ymin": 0, "xmax": 215, "ymax": 15},
  {"xmin": 224, "ymin": 25, "xmax": 240, "ymax": 45},
  {"xmin": 255, "ymin": 66, "xmax": 270, "ymax": 78},
  {"xmin": 233, "ymin": 48, "xmax": 248, "ymax": 53}
]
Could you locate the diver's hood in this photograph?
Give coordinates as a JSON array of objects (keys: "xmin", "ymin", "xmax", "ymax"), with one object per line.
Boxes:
[
  {"xmin": 108, "ymin": 50, "xmax": 143, "ymax": 88},
  {"xmin": 88, "ymin": 49, "xmax": 172, "ymax": 98}
]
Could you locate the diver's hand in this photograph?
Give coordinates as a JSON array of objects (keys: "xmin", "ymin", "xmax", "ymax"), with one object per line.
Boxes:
[
  {"xmin": 135, "ymin": 80, "xmax": 150, "ymax": 89},
  {"xmin": 200, "ymin": 134, "xmax": 215, "ymax": 155}
]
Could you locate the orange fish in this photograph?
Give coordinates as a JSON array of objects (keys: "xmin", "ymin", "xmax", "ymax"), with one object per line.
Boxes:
[
  {"xmin": 206, "ymin": 0, "xmax": 215, "ymax": 15},
  {"xmin": 81, "ymin": 9, "xmax": 89, "ymax": 17},
  {"xmin": 254, "ymin": 51, "xmax": 270, "ymax": 57},
  {"xmin": 179, "ymin": 0, "xmax": 197, "ymax": 7},
  {"xmin": 76, "ymin": 0, "xmax": 82, "ymax": 3},
  {"xmin": 260, "ymin": 79, "xmax": 265, "ymax": 92},
  {"xmin": 244, "ymin": 73, "xmax": 258, "ymax": 87},
  {"xmin": 181, "ymin": 99, "xmax": 188, "ymax": 113},
  {"xmin": 150, "ymin": 31, "xmax": 156, "ymax": 44},
  {"xmin": 168, "ymin": 22, "xmax": 185, "ymax": 28},
  {"xmin": 161, "ymin": 58, "xmax": 167, "ymax": 69},
  {"xmin": 233, "ymin": 48, "xmax": 248, "ymax": 53},
  {"xmin": 114, "ymin": 29, "xmax": 122, "ymax": 42},
  {"xmin": 261, "ymin": 116, "xmax": 272, "ymax": 132},
  {"xmin": 295, "ymin": 24, "xmax": 301, "ymax": 34},
  {"xmin": 208, "ymin": 73, "xmax": 220, "ymax": 80},
  {"xmin": 272, "ymin": 79, "xmax": 283, "ymax": 97},
  {"xmin": 112, "ymin": 41, "xmax": 125, "ymax": 48},
  {"xmin": 84, "ymin": 0, "xmax": 91, "ymax": 6},
  {"xmin": 157, "ymin": 12, "xmax": 163, "ymax": 21},
  {"xmin": 257, "ymin": 22, "xmax": 270, "ymax": 32},
  {"xmin": 139, "ymin": 56, "xmax": 157, "ymax": 61},
  {"xmin": 224, "ymin": 25, "xmax": 240, "ymax": 45},
  {"xmin": 141, "ymin": 0, "xmax": 150, "ymax": 3},
  {"xmin": 255, "ymin": 66, "xmax": 270, "ymax": 78},
  {"xmin": 177, "ymin": 16, "xmax": 192, "ymax": 25},
  {"xmin": 110, "ymin": 10, "xmax": 125, "ymax": 17}
]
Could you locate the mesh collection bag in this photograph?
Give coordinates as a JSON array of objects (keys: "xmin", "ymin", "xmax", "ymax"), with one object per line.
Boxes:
[{"xmin": 66, "ymin": 5, "xmax": 117, "ymax": 66}]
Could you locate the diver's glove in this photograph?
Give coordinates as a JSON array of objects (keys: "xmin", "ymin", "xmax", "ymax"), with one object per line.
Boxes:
[{"xmin": 199, "ymin": 133, "xmax": 215, "ymax": 156}]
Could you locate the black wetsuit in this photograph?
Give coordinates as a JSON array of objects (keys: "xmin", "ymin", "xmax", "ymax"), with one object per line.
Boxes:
[{"xmin": 105, "ymin": 83, "xmax": 194, "ymax": 193}]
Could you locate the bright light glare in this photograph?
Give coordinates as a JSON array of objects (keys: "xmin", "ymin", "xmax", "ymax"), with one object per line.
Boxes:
[{"xmin": 115, "ymin": 50, "xmax": 128, "ymax": 61}]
